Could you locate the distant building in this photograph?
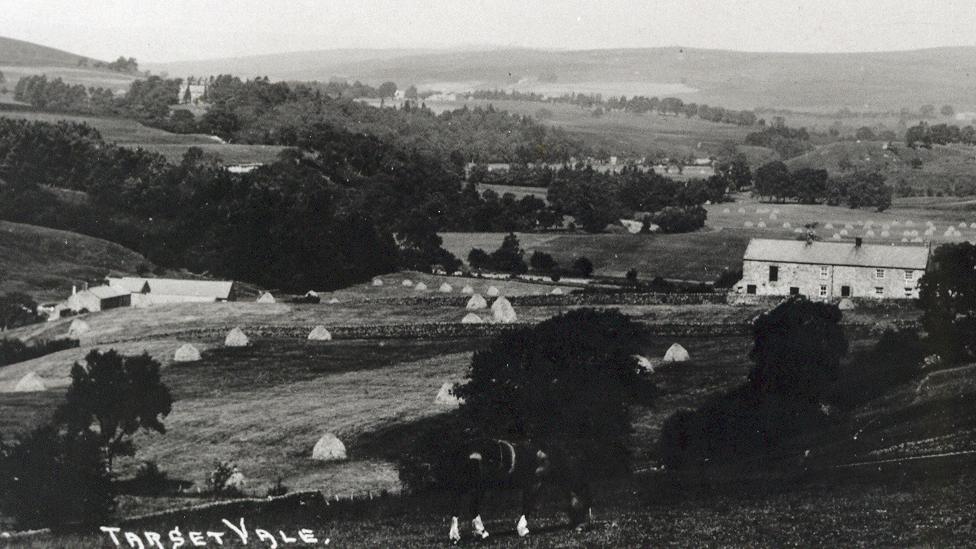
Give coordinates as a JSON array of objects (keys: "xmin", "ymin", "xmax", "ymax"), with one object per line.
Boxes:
[
  {"xmin": 65, "ymin": 285, "xmax": 131, "ymax": 312},
  {"xmin": 106, "ymin": 277, "xmax": 237, "ymax": 306},
  {"xmin": 179, "ymin": 82, "xmax": 207, "ymax": 104},
  {"xmin": 735, "ymin": 238, "xmax": 930, "ymax": 299}
]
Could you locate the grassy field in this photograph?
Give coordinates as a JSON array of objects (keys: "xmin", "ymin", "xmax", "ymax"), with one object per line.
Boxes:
[
  {"xmin": 0, "ymin": 110, "xmax": 287, "ymax": 164},
  {"xmin": 0, "ymin": 220, "xmax": 150, "ymax": 302},
  {"xmin": 439, "ymin": 98, "xmax": 753, "ymax": 158}
]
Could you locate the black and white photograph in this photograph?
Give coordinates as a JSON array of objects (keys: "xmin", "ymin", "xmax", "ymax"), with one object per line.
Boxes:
[{"xmin": 1, "ymin": 1, "xmax": 976, "ymax": 546}]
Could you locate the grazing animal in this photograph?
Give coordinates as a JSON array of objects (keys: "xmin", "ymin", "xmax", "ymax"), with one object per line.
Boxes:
[{"xmin": 446, "ymin": 438, "xmax": 592, "ymax": 542}]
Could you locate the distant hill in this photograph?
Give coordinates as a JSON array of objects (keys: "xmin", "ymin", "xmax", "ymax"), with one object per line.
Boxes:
[
  {"xmin": 0, "ymin": 35, "xmax": 95, "ymax": 66},
  {"xmin": 0, "ymin": 220, "xmax": 151, "ymax": 303},
  {"xmin": 149, "ymin": 46, "xmax": 976, "ymax": 113},
  {"xmin": 786, "ymin": 140, "xmax": 976, "ymax": 195}
]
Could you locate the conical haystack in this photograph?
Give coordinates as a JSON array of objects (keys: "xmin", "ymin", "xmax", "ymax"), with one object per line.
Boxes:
[
  {"xmin": 224, "ymin": 327, "xmax": 249, "ymax": 347},
  {"xmin": 305, "ymin": 290, "xmax": 319, "ymax": 298},
  {"xmin": 434, "ymin": 382, "xmax": 464, "ymax": 406},
  {"xmin": 328, "ymin": 297, "xmax": 340, "ymax": 304},
  {"xmin": 68, "ymin": 318, "xmax": 90, "ymax": 338},
  {"xmin": 308, "ymin": 325, "xmax": 333, "ymax": 341},
  {"xmin": 14, "ymin": 372, "xmax": 46, "ymax": 392},
  {"xmin": 486, "ymin": 286, "xmax": 500, "ymax": 297},
  {"xmin": 662, "ymin": 343, "xmax": 690, "ymax": 363},
  {"xmin": 551, "ymin": 288, "xmax": 564, "ymax": 295},
  {"xmin": 491, "ymin": 296, "xmax": 517, "ymax": 324},
  {"xmin": 256, "ymin": 292, "xmax": 276, "ymax": 303},
  {"xmin": 414, "ymin": 282, "xmax": 428, "ymax": 291},
  {"xmin": 632, "ymin": 355, "xmax": 656, "ymax": 373},
  {"xmin": 838, "ymin": 298, "xmax": 855, "ymax": 310},
  {"xmin": 311, "ymin": 433, "xmax": 347, "ymax": 461},
  {"xmin": 465, "ymin": 294, "xmax": 488, "ymax": 310},
  {"xmin": 461, "ymin": 313, "xmax": 483, "ymax": 324},
  {"xmin": 371, "ymin": 279, "xmax": 384, "ymax": 286},
  {"xmin": 173, "ymin": 344, "xmax": 201, "ymax": 362},
  {"xmin": 439, "ymin": 283, "xmax": 453, "ymax": 293},
  {"xmin": 461, "ymin": 285, "xmax": 474, "ymax": 294},
  {"xmin": 402, "ymin": 279, "xmax": 414, "ymax": 287}
]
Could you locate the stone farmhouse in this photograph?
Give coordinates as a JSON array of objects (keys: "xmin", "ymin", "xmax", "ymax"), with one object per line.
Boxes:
[
  {"xmin": 734, "ymin": 237, "xmax": 930, "ymax": 299},
  {"xmin": 64, "ymin": 284, "xmax": 131, "ymax": 313}
]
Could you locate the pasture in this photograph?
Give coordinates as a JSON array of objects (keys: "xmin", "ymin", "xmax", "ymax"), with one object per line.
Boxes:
[
  {"xmin": 0, "ymin": 220, "xmax": 150, "ymax": 302},
  {"xmin": 0, "ymin": 110, "xmax": 287, "ymax": 164}
]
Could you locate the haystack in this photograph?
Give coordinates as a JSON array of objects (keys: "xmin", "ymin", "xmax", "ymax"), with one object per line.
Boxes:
[
  {"xmin": 14, "ymin": 372, "xmax": 46, "ymax": 392},
  {"xmin": 486, "ymin": 286, "xmax": 500, "ymax": 297},
  {"xmin": 491, "ymin": 296, "xmax": 517, "ymax": 323},
  {"xmin": 461, "ymin": 313, "xmax": 483, "ymax": 324},
  {"xmin": 414, "ymin": 282, "xmax": 428, "ymax": 291},
  {"xmin": 551, "ymin": 288, "xmax": 564, "ymax": 295},
  {"xmin": 838, "ymin": 298, "xmax": 855, "ymax": 310},
  {"xmin": 224, "ymin": 327, "xmax": 249, "ymax": 347},
  {"xmin": 224, "ymin": 469, "xmax": 246, "ymax": 492},
  {"xmin": 465, "ymin": 294, "xmax": 488, "ymax": 310},
  {"xmin": 68, "ymin": 318, "xmax": 90, "ymax": 338},
  {"xmin": 257, "ymin": 292, "xmax": 276, "ymax": 303},
  {"xmin": 662, "ymin": 343, "xmax": 690, "ymax": 363},
  {"xmin": 328, "ymin": 297, "xmax": 340, "ymax": 304},
  {"xmin": 632, "ymin": 355, "xmax": 656, "ymax": 373},
  {"xmin": 308, "ymin": 326, "xmax": 332, "ymax": 341},
  {"xmin": 435, "ymin": 382, "xmax": 464, "ymax": 406},
  {"xmin": 173, "ymin": 344, "xmax": 201, "ymax": 362},
  {"xmin": 311, "ymin": 433, "xmax": 347, "ymax": 461},
  {"xmin": 402, "ymin": 279, "xmax": 414, "ymax": 287},
  {"xmin": 439, "ymin": 283, "xmax": 453, "ymax": 293},
  {"xmin": 461, "ymin": 285, "xmax": 474, "ymax": 294},
  {"xmin": 371, "ymin": 279, "xmax": 384, "ymax": 286}
]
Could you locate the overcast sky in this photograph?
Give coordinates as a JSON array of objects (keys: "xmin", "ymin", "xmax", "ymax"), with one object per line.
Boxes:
[{"xmin": 3, "ymin": 0, "xmax": 975, "ymax": 62}]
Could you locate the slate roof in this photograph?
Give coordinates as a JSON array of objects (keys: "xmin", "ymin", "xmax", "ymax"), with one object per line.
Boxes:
[
  {"xmin": 107, "ymin": 277, "xmax": 234, "ymax": 299},
  {"xmin": 743, "ymin": 238, "xmax": 930, "ymax": 270},
  {"xmin": 86, "ymin": 285, "xmax": 131, "ymax": 300}
]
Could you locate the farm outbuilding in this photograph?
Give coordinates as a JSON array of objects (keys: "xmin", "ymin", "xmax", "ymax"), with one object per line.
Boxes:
[
  {"xmin": 65, "ymin": 285, "xmax": 131, "ymax": 313},
  {"xmin": 106, "ymin": 277, "xmax": 237, "ymax": 306}
]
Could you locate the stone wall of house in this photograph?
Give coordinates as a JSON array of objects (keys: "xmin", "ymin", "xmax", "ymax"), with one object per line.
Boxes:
[{"xmin": 737, "ymin": 260, "xmax": 922, "ymax": 299}]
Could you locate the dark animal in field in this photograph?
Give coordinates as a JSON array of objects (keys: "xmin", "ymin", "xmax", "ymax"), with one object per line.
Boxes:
[{"xmin": 446, "ymin": 438, "xmax": 592, "ymax": 542}]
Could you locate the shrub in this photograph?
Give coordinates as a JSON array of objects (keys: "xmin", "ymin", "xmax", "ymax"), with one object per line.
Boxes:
[
  {"xmin": 650, "ymin": 205, "xmax": 707, "ymax": 233},
  {"xmin": 572, "ymin": 256, "xmax": 594, "ymax": 277},
  {"xmin": 133, "ymin": 459, "xmax": 168, "ymax": 495},
  {"xmin": 0, "ymin": 337, "xmax": 78, "ymax": 368},
  {"xmin": 467, "ymin": 248, "xmax": 489, "ymax": 270},
  {"xmin": 207, "ymin": 460, "xmax": 242, "ymax": 497},
  {"xmin": 266, "ymin": 476, "xmax": 289, "ymax": 497},
  {"xmin": 0, "ymin": 425, "xmax": 114, "ymax": 529},
  {"xmin": 0, "ymin": 292, "xmax": 43, "ymax": 330},
  {"xmin": 530, "ymin": 251, "xmax": 558, "ymax": 273},
  {"xmin": 713, "ymin": 269, "xmax": 743, "ymax": 289}
]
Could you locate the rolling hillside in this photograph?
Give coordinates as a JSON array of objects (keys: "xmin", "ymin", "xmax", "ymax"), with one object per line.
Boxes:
[
  {"xmin": 148, "ymin": 46, "xmax": 976, "ymax": 112},
  {"xmin": 0, "ymin": 36, "xmax": 137, "ymax": 97},
  {"xmin": 0, "ymin": 36, "xmax": 94, "ymax": 66},
  {"xmin": 0, "ymin": 220, "xmax": 151, "ymax": 302}
]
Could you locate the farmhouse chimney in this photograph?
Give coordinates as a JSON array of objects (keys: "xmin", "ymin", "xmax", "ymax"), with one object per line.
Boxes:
[
  {"xmin": 855, "ymin": 237, "xmax": 863, "ymax": 248},
  {"xmin": 72, "ymin": 285, "xmax": 76, "ymax": 295}
]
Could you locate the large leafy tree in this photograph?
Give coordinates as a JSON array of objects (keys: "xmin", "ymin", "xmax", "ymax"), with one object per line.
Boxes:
[
  {"xmin": 918, "ymin": 242, "xmax": 976, "ymax": 362},
  {"xmin": 0, "ymin": 292, "xmax": 42, "ymax": 331},
  {"xmin": 748, "ymin": 296, "xmax": 848, "ymax": 401},
  {"xmin": 455, "ymin": 309, "xmax": 655, "ymax": 473},
  {"xmin": 56, "ymin": 350, "xmax": 173, "ymax": 469}
]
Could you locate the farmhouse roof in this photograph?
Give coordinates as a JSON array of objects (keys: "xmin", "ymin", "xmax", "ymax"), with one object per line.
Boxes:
[
  {"xmin": 107, "ymin": 277, "xmax": 234, "ymax": 299},
  {"xmin": 743, "ymin": 238, "xmax": 929, "ymax": 270}
]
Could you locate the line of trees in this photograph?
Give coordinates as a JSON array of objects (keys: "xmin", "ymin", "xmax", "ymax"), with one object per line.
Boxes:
[
  {"xmin": 753, "ymin": 161, "xmax": 892, "ymax": 211},
  {"xmin": 905, "ymin": 122, "xmax": 976, "ymax": 148},
  {"xmin": 14, "ymin": 74, "xmax": 180, "ymax": 122},
  {"xmin": 468, "ymin": 88, "xmax": 759, "ymax": 126}
]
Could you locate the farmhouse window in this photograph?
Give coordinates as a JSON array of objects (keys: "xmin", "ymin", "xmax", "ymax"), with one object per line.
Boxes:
[
  {"xmin": 841, "ymin": 285, "xmax": 851, "ymax": 297},
  {"xmin": 789, "ymin": 287, "xmax": 800, "ymax": 295},
  {"xmin": 746, "ymin": 284, "xmax": 757, "ymax": 294},
  {"xmin": 904, "ymin": 270, "xmax": 914, "ymax": 281},
  {"xmin": 819, "ymin": 285, "xmax": 828, "ymax": 297},
  {"xmin": 874, "ymin": 286, "xmax": 884, "ymax": 296},
  {"xmin": 875, "ymin": 268, "xmax": 885, "ymax": 279},
  {"xmin": 769, "ymin": 266, "xmax": 779, "ymax": 282},
  {"xmin": 820, "ymin": 266, "xmax": 829, "ymax": 279},
  {"xmin": 904, "ymin": 287, "xmax": 914, "ymax": 297}
]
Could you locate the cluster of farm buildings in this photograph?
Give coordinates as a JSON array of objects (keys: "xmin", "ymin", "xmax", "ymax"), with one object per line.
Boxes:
[{"xmin": 40, "ymin": 236, "xmax": 931, "ymax": 322}]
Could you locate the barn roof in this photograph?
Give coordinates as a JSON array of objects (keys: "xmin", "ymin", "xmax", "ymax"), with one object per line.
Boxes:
[
  {"xmin": 107, "ymin": 277, "xmax": 234, "ymax": 299},
  {"xmin": 86, "ymin": 285, "xmax": 131, "ymax": 300},
  {"xmin": 743, "ymin": 238, "xmax": 930, "ymax": 270}
]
